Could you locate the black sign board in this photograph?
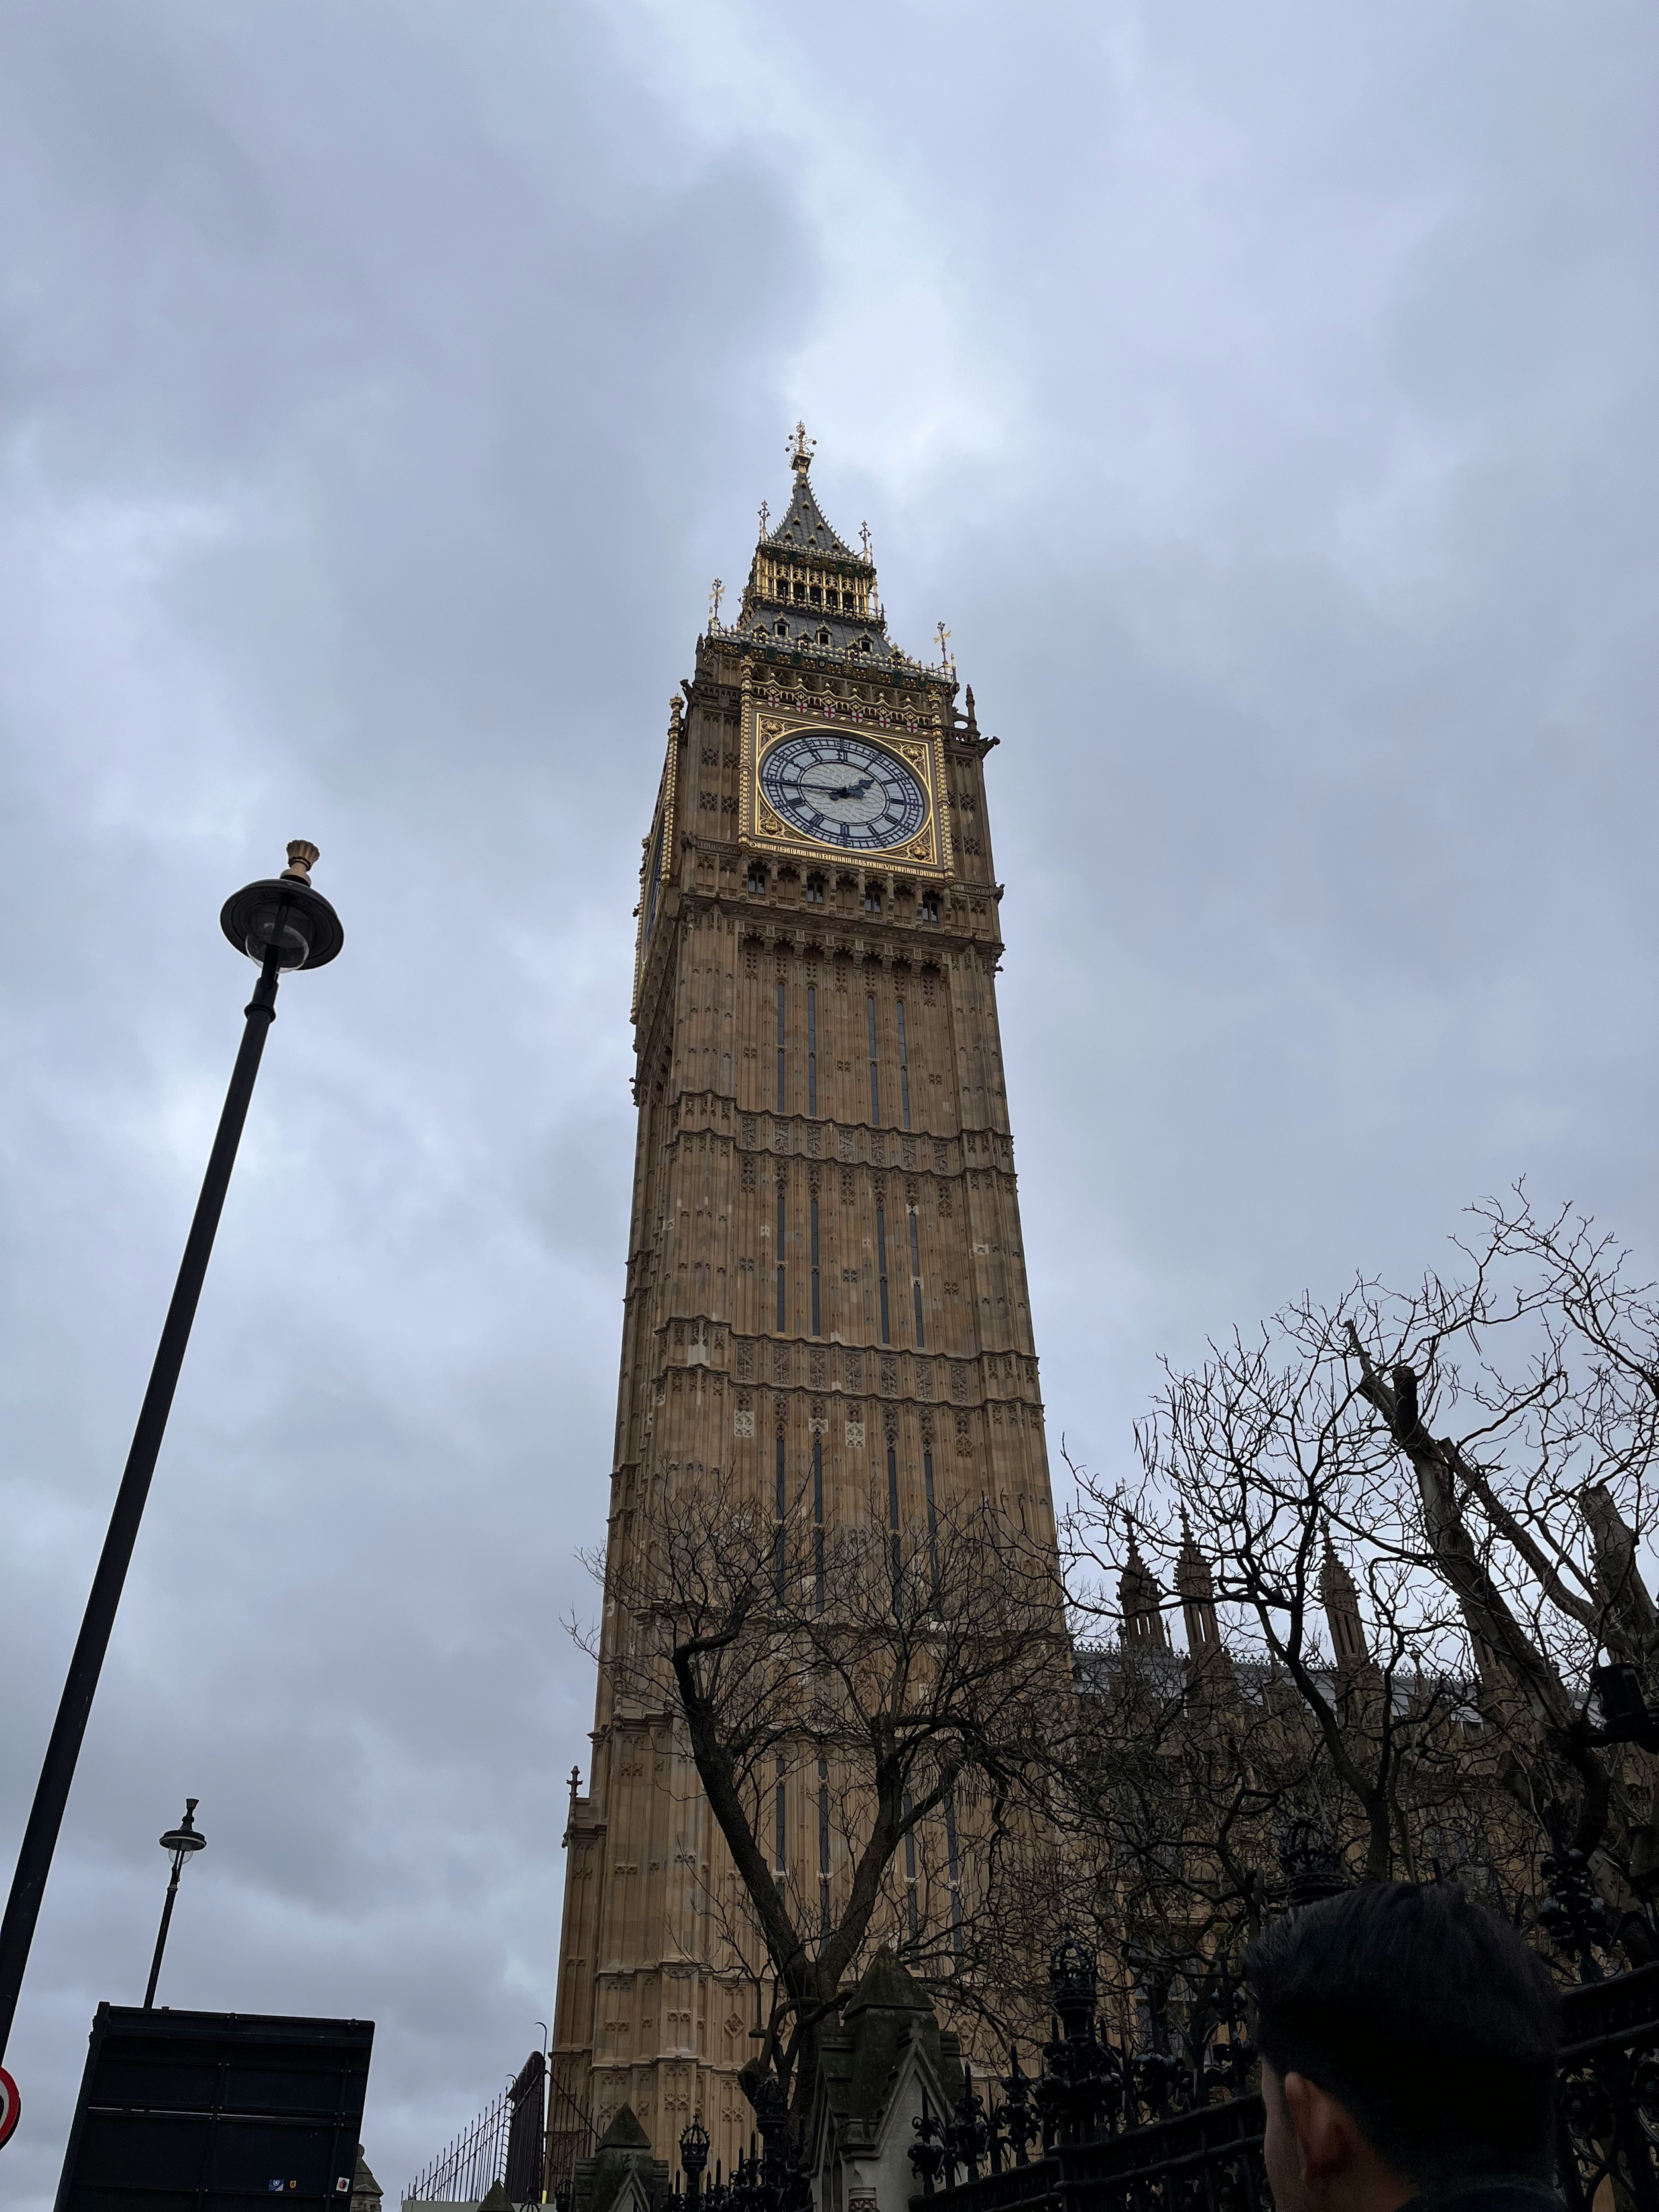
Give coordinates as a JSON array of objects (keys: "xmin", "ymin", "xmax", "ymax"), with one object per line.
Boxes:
[{"xmin": 56, "ymin": 2003, "xmax": 375, "ymax": 2212}]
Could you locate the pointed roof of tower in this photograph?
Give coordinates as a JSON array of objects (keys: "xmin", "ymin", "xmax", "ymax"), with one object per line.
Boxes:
[
  {"xmin": 1319, "ymin": 1524, "xmax": 1360, "ymax": 1604},
  {"xmin": 1319, "ymin": 1524, "xmax": 1374, "ymax": 1672},
  {"xmin": 1119, "ymin": 1529, "xmax": 1171, "ymax": 1651},
  {"xmin": 1175, "ymin": 1513, "xmax": 1215, "ymax": 1602},
  {"xmin": 1122, "ymin": 1526, "xmax": 1154, "ymax": 1586},
  {"xmin": 731, "ymin": 428, "xmax": 926, "ymax": 669},
  {"xmin": 763, "ymin": 423, "xmax": 861, "ymax": 559}
]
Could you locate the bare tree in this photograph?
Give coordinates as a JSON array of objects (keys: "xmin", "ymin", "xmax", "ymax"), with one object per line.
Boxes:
[
  {"xmin": 1338, "ymin": 1191, "xmax": 1659, "ymax": 1932},
  {"xmin": 1062, "ymin": 1617, "xmax": 1283, "ymax": 1969},
  {"xmin": 1065, "ymin": 1192, "xmax": 1659, "ymax": 1958},
  {"xmin": 578, "ymin": 1464, "xmax": 1072, "ymax": 2114},
  {"xmin": 1068, "ymin": 1344, "xmax": 1486, "ymax": 1891}
]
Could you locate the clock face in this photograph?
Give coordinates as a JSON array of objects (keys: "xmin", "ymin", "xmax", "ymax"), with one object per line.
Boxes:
[{"xmin": 758, "ymin": 730, "xmax": 928, "ymax": 852}]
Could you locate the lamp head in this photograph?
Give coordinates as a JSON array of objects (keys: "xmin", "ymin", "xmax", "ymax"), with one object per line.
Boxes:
[
  {"xmin": 159, "ymin": 1799, "xmax": 207, "ymax": 1856},
  {"xmin": 221, "ymin": 842, "xmax": 344, "ymax": 970}
]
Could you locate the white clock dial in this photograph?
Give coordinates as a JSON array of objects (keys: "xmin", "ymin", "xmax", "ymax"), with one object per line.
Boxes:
[{"xmin": 759, "ymin": 731, "xmax": 927, "ymax": 852}]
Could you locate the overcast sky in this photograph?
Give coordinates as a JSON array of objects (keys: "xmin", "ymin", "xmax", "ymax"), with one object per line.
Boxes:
[{"xmin": 1, "ymin": 1, "xmax": 1655, "ymax": 2199}]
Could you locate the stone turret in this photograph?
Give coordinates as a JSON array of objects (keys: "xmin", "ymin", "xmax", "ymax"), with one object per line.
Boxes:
[
  {"xmin": 1120, "ymin": 1533, "xmax": 1170, "ymax": 1652},
  {"xmin": 1320, "ymin": 1531, "xmax": 1373, "ymax": 1678},
  {"xmin": 1176, "ymin": 1519, "xmax": 1236, "ymax": 1698},
  {"xmin": 1176, "ymin": 1519, "xmax": 1220, "ymax": 1660}
]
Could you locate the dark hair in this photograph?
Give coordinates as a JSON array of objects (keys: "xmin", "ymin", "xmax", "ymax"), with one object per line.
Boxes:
[{"xmin": 1244, "ymin": 1882, "xmax": 1561, "ymax": 2183}]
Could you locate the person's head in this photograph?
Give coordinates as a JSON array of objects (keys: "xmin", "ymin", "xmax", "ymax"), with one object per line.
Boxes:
[{"xmin": 1245, "ymin": 1882, "xmax": 1561, "ymax": 2212}]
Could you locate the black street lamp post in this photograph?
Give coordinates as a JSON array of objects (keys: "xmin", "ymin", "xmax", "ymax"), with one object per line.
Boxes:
[
  {"xmin": 0, "ymin": 845, "xmax": 343, "ymax": 2077},
  {"xmin": 143, "ymin": 1800, "xmax": 207, "ymax": 2011}
]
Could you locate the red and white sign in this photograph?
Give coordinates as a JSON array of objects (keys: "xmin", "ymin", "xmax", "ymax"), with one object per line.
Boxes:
[{"xmin": 0, "ymin": 2065, "xmax": 20, "ymax": 2151}]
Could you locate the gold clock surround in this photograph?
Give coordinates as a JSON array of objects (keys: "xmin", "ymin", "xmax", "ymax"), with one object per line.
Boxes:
[{"xmin": 739, "ymin": 697, "xmax": 954, "ymax": 877}]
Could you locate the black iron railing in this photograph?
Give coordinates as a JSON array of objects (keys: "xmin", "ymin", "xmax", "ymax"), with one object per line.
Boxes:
[
  {"xmin": 524, "ymin": 1850, "xmax": 1659, "ymax": 2212},
  {"xmin": 907, "ymin": 1931, "xmax": 1261, "ymax": 2212},
  {"xmin": 670, "ymin": 2075, "xmax": 813, "ymax": 2212},
  {"xmin": 1556, "ymin": 1952, "xmax": 1659, "ymax": 2212},
  {"xmin": 906, "ymin": 1858, "xmax": 1659, "ymax": 2212}
]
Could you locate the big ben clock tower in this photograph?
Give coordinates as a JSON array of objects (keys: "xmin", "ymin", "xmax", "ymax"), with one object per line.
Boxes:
[{"xmin": 550, "ymin": 430, "xmax": 1058, "ymax": 2168}]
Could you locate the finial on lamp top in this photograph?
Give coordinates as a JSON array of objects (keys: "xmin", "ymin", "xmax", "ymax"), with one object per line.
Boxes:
[
  {"xmin": 282, "ymin": 841, "xmax": 320, "ymax": 885},
  {"xmin": 788, "ymin": 421, "xmax": 815, "ymax": 471}
]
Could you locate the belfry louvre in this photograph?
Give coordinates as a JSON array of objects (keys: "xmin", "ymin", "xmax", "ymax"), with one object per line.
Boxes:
[{"xmin": 551, "ymin": 432, "xmax": 1062, "ymax": 2169}]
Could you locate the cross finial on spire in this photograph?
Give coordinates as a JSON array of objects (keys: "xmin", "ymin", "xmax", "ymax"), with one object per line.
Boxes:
[
  {"xmin": 935, "ymin": 620, "xmax": 954, "ymax": 674},
  {"xmin": 789, "ymin": 421, "xmax": 815, "ymax": 471},
  {"xmin": 859, "ymin": 521, "xmax": 873, "ymax": 562},
  {"xmin": 709, "ymin": 578, "xmax": 724, "ymax": 629},
  {"xmin": 757, "ymin": 499, "xmax": 769, "ymax": 539}
]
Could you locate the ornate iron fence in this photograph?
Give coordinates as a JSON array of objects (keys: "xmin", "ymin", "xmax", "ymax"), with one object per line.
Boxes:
[
  {"xmin": 906, "ymin": 1859, "xmax": 1659, "ymax": 2212},
  {"xmin": 571, "ymin": 1852, "xmax": 1659, "ymax": 2212},
  {"xmin": 670, "ymin": 2075, "xmax": 814, "ymax": 2212},
  {"xmin": 907, "ymin": 1933, "xmax": 1262, "ymax": 2212},
  {"xmin": 1556, "ymin": 1951, "xmax": 1659, "ymax": 2212}
]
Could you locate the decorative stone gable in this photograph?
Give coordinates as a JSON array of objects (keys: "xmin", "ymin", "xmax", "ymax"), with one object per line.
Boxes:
[
  {"xmin": 806, "ymin": 1950, "xmax": 962, "ymax": 2212},
  {"xmin": 572, "ymin": 2104, "xmax": 670, "ymax": 2212}
]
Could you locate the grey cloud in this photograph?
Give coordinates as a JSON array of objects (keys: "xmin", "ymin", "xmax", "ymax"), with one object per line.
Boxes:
[{"xmin": 2, "ymin": 1, "xmax": 1656, "ymax": 2204}]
